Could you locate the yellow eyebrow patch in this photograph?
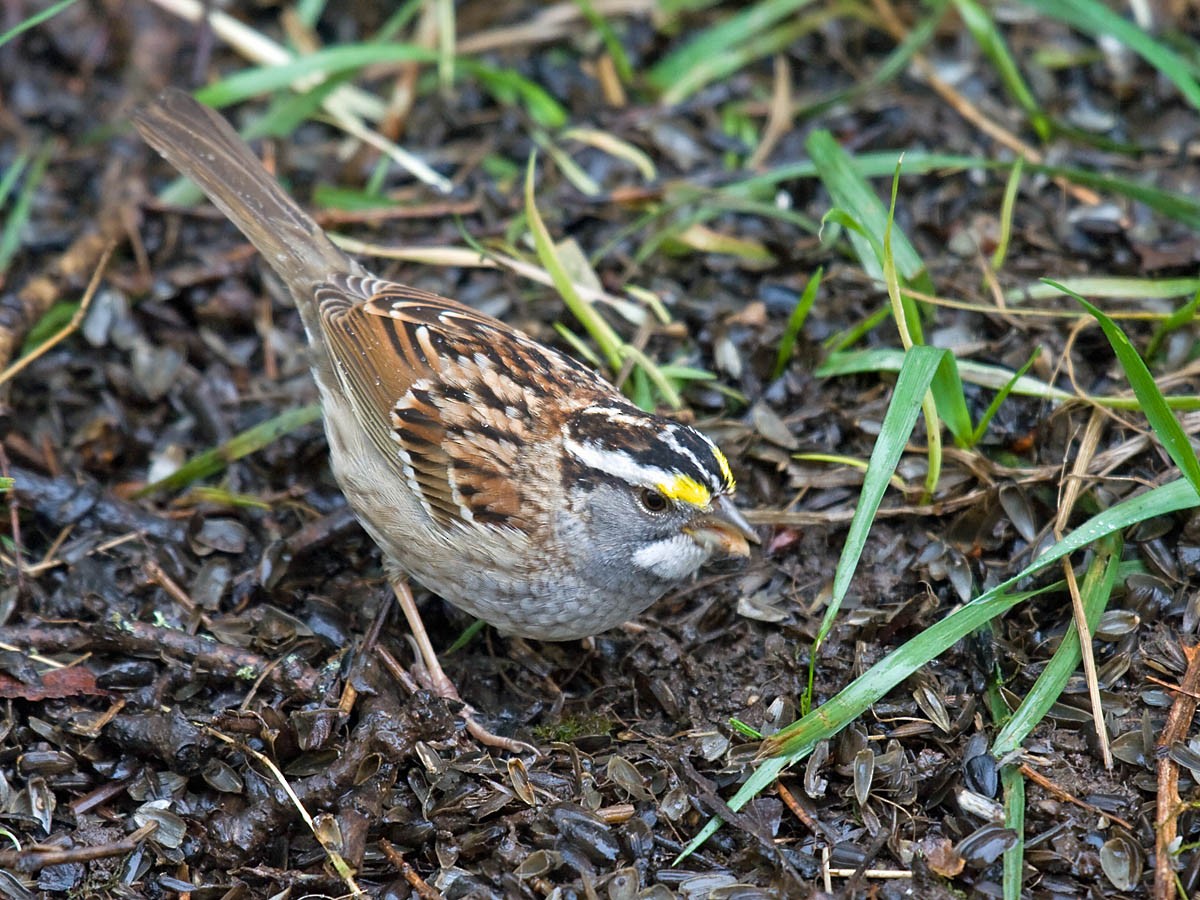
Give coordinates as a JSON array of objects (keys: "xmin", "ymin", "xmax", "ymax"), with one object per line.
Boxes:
[
  {"xmin": 658, "ymin": 474, "xmax": 711, "ymax": 507},
  {"xmin": 713, "ymin": 447, "xmax": 735, "ymax": 491}
]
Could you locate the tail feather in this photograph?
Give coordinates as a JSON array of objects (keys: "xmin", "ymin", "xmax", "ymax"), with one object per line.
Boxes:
[{"xmin": 132, "ymin": 89, "xmax": 355, "ymax": 317}]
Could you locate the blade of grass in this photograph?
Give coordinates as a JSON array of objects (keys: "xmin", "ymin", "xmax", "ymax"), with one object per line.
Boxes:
[
  {"xmin": 793, "ymin": 453, "xmax": 909, "ymax": 492},
  {"xmin": 993, "ymin": 536, "xmax": 1120, "ymax": 900},
  {"xmin": 678, "ymin": 476, "xmax": 1200, "ymax": 859},
  {"xmin": 803, "ymin": 344, "xmax": 946, "ymax": 713},
  {"xmin": 135, "ymin": 404, "xmax": 322, "ymax": 497},
  {"xmin": 992, "ymin": 535, "xmax": 1121, "ymax": 758},
  {"xmin": 618, "ymin": 345, "xmax": 682, "ymax": 409},
  {"xmin": 682, "ymin": 583, "xmax": 1051, "ymax": 863},
  {"xmin": 1061, "ymin": 281, "xmax": 1200, "ymax": 493},
  {"xmin": 727, "ymin": 152, "xmax": 1200, "ymax": 231},
  {"xmin": 1015, "ymin": 276, "xmax": 1200, "ymax": 303},
  {"xmin": 572, "ymin": 0, "xmax": 634, "ymax": 85},
  {"xmin": 293, "ymin": 0, "xmax": 326, "ymax": 29},
  {"xmin": 1021, "ymin": 0, "xmax": 1200, "ymax": 110},
  {"xmin": 794, "ymin": 5, "xmax": 943, "ymax": 122},
  {"xmin": 819, "ymin": 348, "xmax": 1073, "ymax": 402},
  {"xmin": 468, "ymin": 61, "xmax": 566, "ymax": 129},
  {"xmin": 0, "ymin": 0, "xmax": 78, "ymax": 48},
  {"xmin": 879, "ymin": 159, "xmax": 926, "ymax": 347},
  {"xmin": 1030, "ymin": 161, "xmax": 1200, "ymax": 229},
  {"xmin": 927, "ymin": 352, "xmax": 972, "ymax": 447},
  {"xmin": 829, "ymin": 347, "xmax": 1200, "ymax": 410},
  {"xmin": 991, "ymin": 156, "xmax": 1024, "ymax": 272},
  {"xmin": 186, "ymin": 487, "xmax": 272, "ymax": 510},
  {"xmin": 877, "ymin": 163, "xmax": 950, "ymax": 496},
  {"xmin": 562, "ymin": 128, "xmax": 656, "ymax": 181},
  {"xmin": 968, "ymin": 348, "xmax": 1041, "ymax": 445},
  {"xmin": 1146, "ymin": 285, "xmax": 1200, "ymax": 360},
  {"xmin": 194, "ymin": 43, "xmax": 567, "ymax": 129},
  {"xmin": 524, "ymin": 155, "xmax": 623, "ymax": 373},
  {"xmin": 772, "ymin": 267, "xmax": 821, "ymax": 379},
  {"xmin": 434, "ymin": 0, "xmax": 455, "ymax": 89},
  {"xmin": 531, "ymin": 131, "xmax": 601, "ymax": 197},
  {"xmin": 1001, "ymin": 766, "xmax": 1026, "ymax": 900},
  {"xmin": 806, "ymin": 131, "xmax": 928, "ymax": 285},
  {"xmin": 20, "ymin": 302, "xmax": 78, "ymax": 355},
  {"xmin": 952, "ymin": 0, "xmax": 1051, "ymax": 140},
  {"xmin": 659, "ymin": 4, "xmax": 832, "ymax": 106},
  {"xmin": 0, "ymin": 145, "xmax": 50, "ymax": 276},
  {"xmin": 0, "ymin": 153, "xmax": 28, "ymax": 209},
  {"xmin": 649, "ymin": 0, "xmax": 815, "ymax": 89},
  {"xmin": 825, "ymin": 306, "xmax": 893, "ymax": 354},
  {"xmin": 656, "ymin": 364, "xmax": 716, "ymax": 383}
]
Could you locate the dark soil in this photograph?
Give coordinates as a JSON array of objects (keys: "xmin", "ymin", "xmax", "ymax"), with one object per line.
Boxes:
[{"xmin": 2, "ymin": 2, "xmax": 1199, "ymax": 898}]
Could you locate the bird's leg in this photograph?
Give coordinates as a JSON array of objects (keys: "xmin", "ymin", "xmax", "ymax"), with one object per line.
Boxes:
[{"xmin": 389, "ymin": 578, "xmax": 535, "ymax": 755}]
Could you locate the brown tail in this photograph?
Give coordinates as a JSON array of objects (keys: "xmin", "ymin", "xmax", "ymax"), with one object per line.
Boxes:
[{"xmin": 131, "ymin": 89, "xmax": 356, "ymax": 309}]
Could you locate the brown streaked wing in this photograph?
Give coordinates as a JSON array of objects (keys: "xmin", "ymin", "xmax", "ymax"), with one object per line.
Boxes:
[{"xmin": 317, "ymin": 276, "xmax": 604, "ymax": 531}]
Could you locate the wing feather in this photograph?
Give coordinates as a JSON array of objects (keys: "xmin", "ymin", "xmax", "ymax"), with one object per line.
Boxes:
[{"xmin": 313, "ymin": 275, "xmax": 609, "ymax": 531}]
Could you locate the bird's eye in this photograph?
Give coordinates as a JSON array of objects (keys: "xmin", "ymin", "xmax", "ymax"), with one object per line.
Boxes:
[{"xmin": 639, "ymin": 488, "xmax": 668, "ymax": 513}]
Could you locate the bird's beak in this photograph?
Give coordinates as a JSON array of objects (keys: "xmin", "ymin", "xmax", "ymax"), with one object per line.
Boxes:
[{"xmin": 684, "ymin": 495, "xmax": 759, "ymax": 558}]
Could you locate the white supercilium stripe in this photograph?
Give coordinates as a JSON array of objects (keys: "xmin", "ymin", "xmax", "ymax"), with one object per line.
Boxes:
[{"xmin": 563, "ymin": 435, "xmax": 675, "ymax": 489}]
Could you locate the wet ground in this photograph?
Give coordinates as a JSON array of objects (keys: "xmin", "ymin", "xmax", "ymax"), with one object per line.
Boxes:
[{"xmin": 2, "ymin": 1, "xmax": 1200, "ymax": 897}]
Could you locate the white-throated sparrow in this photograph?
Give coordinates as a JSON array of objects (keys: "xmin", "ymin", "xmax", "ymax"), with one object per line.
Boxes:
[{"xmin": 133, "ymin": 89, "xmax": 757, "ymax": 746}]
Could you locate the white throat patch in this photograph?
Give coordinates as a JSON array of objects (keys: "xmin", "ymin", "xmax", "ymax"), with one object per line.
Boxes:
[{"xmin": 632, "ymin": 533, "xmax": 709, "ymax": 580}]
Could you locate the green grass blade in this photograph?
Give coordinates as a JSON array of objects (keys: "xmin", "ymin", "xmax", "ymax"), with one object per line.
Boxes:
[
  {"xmin": 193, "ymin": 44, "xmax": 567, "ymax": 129},
  {"xmin": 294, "ymin": 0, "xmax": 327, "ymax": 28},
  {"xmin": 435, "ymin": 0, "xmax": 455, "ymax": 88},
  {"xmin": 682, "ymin": 584, "xmax": 1047, "ymax": 862},
  {"xmin": 820, "ymin": 348, "xmax": 1075, "ymax": 401},
  {"xmin": 992, "ymin": 535, "xmax": 1120, "ymax": 757},
  {"xmin": 994, "ymin": 535, "xmax": 1120, "ymax": 900},
  {"xmin": 991, "ymin": 156, "xmax": 1024, "ymax": 271},
  {"xmin": 22, "ymin": 301, "xmax": 79, "ymax": 356},
  {"xmin": 660, "ymin": 7, "xmax": 829, "ymax": 106},
  {"xmin": 929, "ymin": 352, "xmax": 973, "ymax": 446},
  {"xmin": 969, "ymin": 348, "xmax": 1041, "ymax": 445},
  {"xmin": 771, "ymin": 268, "xmax": 821, "ymax": 379},
  {"xmin": 1061, "ymin": 281, "xmax": 1200, "ymax": 494},
  {"xmin": 0, "ymin": 145, "xmax": 50, "ymax": 275},
  {"xmin": 1031, "ymin": 162, "xmax": 1200, "ymax": 229},
  {"xmin": 806, "ymin": 131, "xmax": 927, "ymax": 284},
  {"xmin": 135, "ymin": 404, "xmax": 323, "ymax": 498},
  {"xmin": 194, "ymin": 44, "xmax": 428, "ymax": 104},
  {"xmin": 1021, "ymin": 0, "xmax": 1200, "ymax": 110},
  {"xmin": 795, "ymin": 7, "xmax": 943, "ymax": 121},
  {"xmin": 825, "ymin": 306, "xmax": 893, "ymax": 354},
  {"xmin": 0, "ymin": 0, "xmax": 78, "ymax": 48},
  {"xmin": 648, "ymin": 0, "xmax": 815, "ymax": 89},
  {"xmin": 678, "ymin": 477, "xmax": 1200, "ymax": 859},
  {"xmin": 804, "ymin": 345, "xmax": 946, "ymax": 707},
  {"xmin": 728, "ymin": 152, "xmax": 1200, "ymax": 231},
  {"xmin": 573, "ymin": 0, "xmax": 634, "ymax": 84},
  {"xmin": 0, "ymin": 153, "xmax": 28, "ymax": 209},
  {"xmin": 1146, "ymin": 285, "xmax": 1200, "ymax": 359},
  {"xmin": 827, "ymin": 347, "xmax": 1200, "ymax": 410},
  {"xmin": 1013, "ymin": 276, "xmax": 1200, "ymax": 302},
  {"xmin": 619, "ymin": 345, "xmax": 682, "ymax": 409},
  {"xmin": 524, "ymin": 155, "xmax": 624, "ymax": 374},
  {"xmin": 467, "ymin": 62, "xmax": 567, "ymax": 129},
  {"xmin": 1001, "ymin": 766, "xmax": 1026, "ymax": 900},
  {"xmin": 953, "ymin": 0, "xmax": 1051, "ymax": 139}
]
